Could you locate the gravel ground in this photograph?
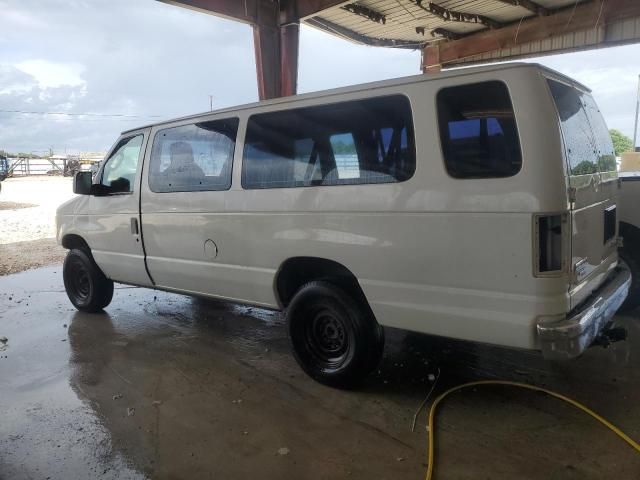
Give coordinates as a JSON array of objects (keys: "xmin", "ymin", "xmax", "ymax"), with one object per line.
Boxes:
[
  {"xmin": 0, "ymin": 238, "xmax": 66, "ymax": 276},
  {"xmin": 0, "ymin": 176, "xmax": 75, "ymax": 275},
  {"xmin": 0, "ymin": 201, "xmax": 37, "ymax": 211}
]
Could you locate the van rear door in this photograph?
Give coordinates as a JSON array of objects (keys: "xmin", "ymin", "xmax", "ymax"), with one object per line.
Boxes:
[{"xmin": 547, "ymin": 79, "xmax": 618, "ymax": 309}]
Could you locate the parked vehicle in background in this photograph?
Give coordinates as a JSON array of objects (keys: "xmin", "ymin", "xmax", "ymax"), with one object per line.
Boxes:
[
  {"xmin": 90, "ymin": 161, "xmax": 101, "ymax": 178},
  {"xmin": 63, "ymin": 158, "xmax": 81, "ymax": 177},
  {"xmin": 56, "ymin": 63, "xmax": 630, "ymax": 388},
  {"xmin": 0, "ymin": 155, "xmax": 9, "ymax": 193},
  {"xmin": 619, "ymin": 166, "xmax": 640, "ymax": 311}
]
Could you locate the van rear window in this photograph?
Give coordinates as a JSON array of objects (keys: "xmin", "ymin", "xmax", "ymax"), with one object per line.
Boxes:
[
  {"xmin": 241, "ymin": 96, "xmax": 415, "ymax": 189},
  {"xmin": 582, "ymin": 94, "xmax": 616, "ymax": 172},
  {"xmin": 437, "ymin": 81, "xmax": 522, "ymax": 179},
  {"xmin": 547, "ymin": 80, "xmax": 616, "ymax": 175}
]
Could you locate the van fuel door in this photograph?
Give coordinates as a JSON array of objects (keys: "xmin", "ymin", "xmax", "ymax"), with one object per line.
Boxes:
[{"xmin": 204, "ymin": 239, "xmax": 218, "ymax": 260}]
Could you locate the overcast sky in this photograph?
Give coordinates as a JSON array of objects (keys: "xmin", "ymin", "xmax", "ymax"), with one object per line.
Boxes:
[{"xmin": 1, "ymin": 0, "xmax": 639, "ymax": 154}]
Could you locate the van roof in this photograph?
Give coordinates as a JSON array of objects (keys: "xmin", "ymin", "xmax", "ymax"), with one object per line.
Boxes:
[{"xmin": 122, "ymin": 62, "xmax": 589, "ymax": 134}]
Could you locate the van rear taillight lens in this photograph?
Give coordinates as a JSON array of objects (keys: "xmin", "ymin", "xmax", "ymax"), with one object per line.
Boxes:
[{"xmin": 535, "ymin": 214, "xmax": 563, "ymax": 275}]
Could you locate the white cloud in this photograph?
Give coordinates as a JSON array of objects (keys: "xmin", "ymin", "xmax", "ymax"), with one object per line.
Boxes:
[
  {"xmin": 0, "ymin": 2, "xmax": 47, "ymax": 30},
  {"xmin": 16, "ymin": 60, "xmax": 85, "ymax": 89},
  {"xmin": 0, "ymin": 64, "xmax": 37, "ymax": 94}
]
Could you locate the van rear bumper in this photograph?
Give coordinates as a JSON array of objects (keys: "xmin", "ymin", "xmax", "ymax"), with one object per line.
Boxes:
[{"xmin": 537, "ymin": 264, "xmax": 631, "ymax": 360}]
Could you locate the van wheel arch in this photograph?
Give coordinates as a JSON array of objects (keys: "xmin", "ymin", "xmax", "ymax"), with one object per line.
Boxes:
[
  {"xmin": 620, "ymin": 222, "xmax": 640, "ymax": 254},
  {"xmin": 61, "ymin": 234, "xmax": 91, "ymax": 253},
  {"xmin": 61, "ymin": 234, "xmax": 100, "ymax": 266},
  {"xmin": 275, "ymin": 257, "xmax": 371, "ymax": 311},
  {"xmin": 619, "ymin": 222, "xmax": 640, "ymax": 312}
]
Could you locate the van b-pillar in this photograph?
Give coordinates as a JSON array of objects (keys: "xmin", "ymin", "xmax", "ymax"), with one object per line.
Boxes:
[{"xmin": 252, "ymin": 0, "xmax": 299, "ymax": 100}]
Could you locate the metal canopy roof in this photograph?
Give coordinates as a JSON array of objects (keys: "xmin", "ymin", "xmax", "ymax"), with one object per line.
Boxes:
[
  {"xmin": 159, "ymin": 0, "xmax": 640, "ymax": 99},
  {"xmin": 305, "ymin": 0, "xmax": 583, "ymax": 47},
  {"xmin": 302, "ymin": 0, "xmax": 640, "ymax": 68}
]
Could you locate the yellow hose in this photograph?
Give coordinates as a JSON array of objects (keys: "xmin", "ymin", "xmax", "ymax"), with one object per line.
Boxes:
[{"xmin": 425, "ymin": 380, "xmax": 640, "ymax": 480}]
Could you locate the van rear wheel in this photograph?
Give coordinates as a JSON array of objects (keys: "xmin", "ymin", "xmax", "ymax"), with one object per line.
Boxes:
[
  {"xmin": 286, "ymin": 281, "xmax": 384, "ymax": 389},
  {"xmin": 63, "ymin": 248, "xmax": 114, "ymax": 313},
  {"xmin": 619, "ymin": 249, "xmax": 640, "ymax": 312}
]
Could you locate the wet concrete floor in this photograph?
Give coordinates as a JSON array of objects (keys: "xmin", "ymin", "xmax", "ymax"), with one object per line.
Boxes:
[{"xmin": 0, "ymin": 266, "xmax": 639, "ymax": 479}]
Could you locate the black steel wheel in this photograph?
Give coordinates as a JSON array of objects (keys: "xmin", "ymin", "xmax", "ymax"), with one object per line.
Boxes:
[
  {"xmin": 63, "ymin": 248, "xmax": 114, "ymax": 313},
  {"xmin": 287, "ymin": 281, "xmax": 384, "ymax": 388}
]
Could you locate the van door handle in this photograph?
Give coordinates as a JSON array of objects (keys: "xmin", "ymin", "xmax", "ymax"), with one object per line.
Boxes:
[{"xmin": 130, "ymin": 217, "xmax": 139, "ymax": 235}]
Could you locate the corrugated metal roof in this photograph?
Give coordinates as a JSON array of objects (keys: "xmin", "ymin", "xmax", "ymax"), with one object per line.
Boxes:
[{"xmin": 303, "ymin": 0, "xmax": 588, "ymax": 46}]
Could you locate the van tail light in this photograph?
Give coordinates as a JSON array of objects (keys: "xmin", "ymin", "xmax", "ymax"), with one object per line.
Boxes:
[{"xmin": 534, "ymin": 214, "xmax": 563, "ymax": 275}]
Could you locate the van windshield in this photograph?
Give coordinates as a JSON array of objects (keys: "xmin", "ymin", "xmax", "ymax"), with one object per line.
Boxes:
[{"xmin": 547, "ymin": 79, "xmax": 616, "ymax": 175}]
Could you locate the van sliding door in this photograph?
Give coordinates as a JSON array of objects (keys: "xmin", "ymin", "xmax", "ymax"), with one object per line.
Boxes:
[{"xmin": 140, "ymin": 118, "xmax": 240, "ymax": 297}]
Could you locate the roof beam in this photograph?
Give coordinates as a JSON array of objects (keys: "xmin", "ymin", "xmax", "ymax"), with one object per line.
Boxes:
[
  {"xmin": 416, "ymin": 26, "xmax": 465, "ymax": 40},
  {"xmin": 305, "ymin": 17, "xmax": 420, "ymax": 48},
  {"xmin": 414, "ymin": 1, "xmax": 503, "ymax": 29},
  {"xmin": 426, "ymin": 0, "xmax": 640, "ymax": 68},
  {"xmin": 431, "ymin": 27, "xmax": 464, "ymax": 41},
  {"xmin": 296, "ymin": 0, "xmax": 353, "ymax": 20},
  {"xmin": 159, "ymin": 0, "xmax": 359, "ymax": 25},
  {"xmin": 341, "ymin": 3, "xmax": 386, "ymax": 25},
  {"xmin": 493, "ymin": 0, "xmax": 549, "ymax": 16},
  {"xmin": 157, "ymin": 0, "xmax": 258, "ymax": 24}
]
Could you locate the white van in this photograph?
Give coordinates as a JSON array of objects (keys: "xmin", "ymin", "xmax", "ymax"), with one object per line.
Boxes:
[{"xmin": 57, "ymin": 63, "xmax": 630, "ymax": 387}]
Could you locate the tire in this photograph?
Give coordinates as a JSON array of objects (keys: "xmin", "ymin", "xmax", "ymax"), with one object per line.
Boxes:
[
  {"xmin": 286, "ymin": 281, "xmax": 384, "ymax": 389},
  {"xmin": 63, "ymin": 248, "xmax": 114, "ymax": 313},
  {"xmin": 619, "ymin": 248, "xmax": 640, "ymax": 312}
]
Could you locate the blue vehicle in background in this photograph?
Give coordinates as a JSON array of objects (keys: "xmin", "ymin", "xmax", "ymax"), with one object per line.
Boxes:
[{"xmin": 0, "ymin": 155, "xmax": 9, "ymax": 193}]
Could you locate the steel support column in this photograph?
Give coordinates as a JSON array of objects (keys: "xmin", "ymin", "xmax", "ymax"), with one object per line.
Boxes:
[
  {"xmin": 421, "ymin": 44, "xmax": 441, "ymax": 74},
  {"xmin": 280, "ymin": 23, "xmax": 299, "ymax": 98},
  {"xmin": 252, "ymin": 0, "xmax": 300, "ymax": 100},
  {"xmin": 253, "ymin": 24, "xmax": 280, "ymax": 100}
]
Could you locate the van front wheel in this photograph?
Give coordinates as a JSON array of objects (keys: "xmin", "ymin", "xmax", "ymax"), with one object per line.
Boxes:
[
  {"xmin": 286, "ymin": 281, "xmax": 384, "ymax": 388},
  {"xmin": 63, "ymin": 248, "xmax": 114, "ymax": 313}
]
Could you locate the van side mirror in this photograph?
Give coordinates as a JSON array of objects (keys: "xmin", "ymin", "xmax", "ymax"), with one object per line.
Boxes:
[{"xmin": 73, "ymin": 171, "xmax": 93, "ymax": 195}]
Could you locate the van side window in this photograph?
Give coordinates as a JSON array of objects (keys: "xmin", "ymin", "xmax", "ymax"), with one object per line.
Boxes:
[
  {"xmin": 100, "ymin": 134, "xmax": 144, "ymax": 193},
  {"xmin": 149, "ymin": 118, "xmax": 239, "ymax": 193},
  {"xmin": 437, "ymin": 81, "xmax": 522, "ymax": 179},
  {"xmin": 241, "ymin": 96, "xmax": 415, "ymax": 189},
  {"xmin": 547, "ymin": 80, "xmax": 600, "ymax": 176}
]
